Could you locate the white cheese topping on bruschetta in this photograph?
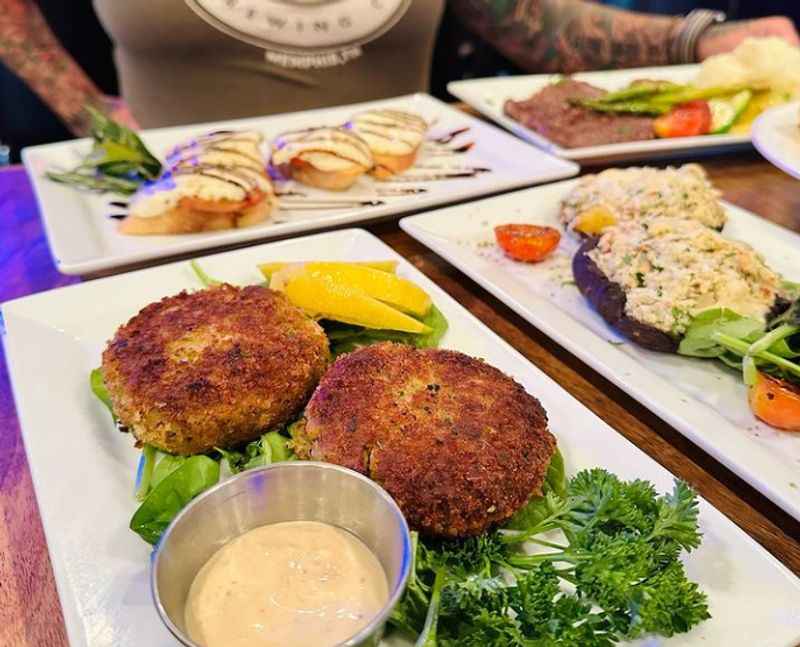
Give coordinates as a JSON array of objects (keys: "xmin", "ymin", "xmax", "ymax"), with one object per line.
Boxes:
[{"xmin": 350, "ymin": 109, "xmax": 427, "ymax": 156}]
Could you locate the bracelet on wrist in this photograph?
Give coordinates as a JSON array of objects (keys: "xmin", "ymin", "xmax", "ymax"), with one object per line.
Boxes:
[{"xmin": 670, "ymin": 9, "xmax": 726, "ymax": 64}]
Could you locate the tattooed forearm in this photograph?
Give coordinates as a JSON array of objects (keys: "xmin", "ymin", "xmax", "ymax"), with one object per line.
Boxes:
[
  {"xmin": 0, "ymin": 0, "xmax": 106, "ymax": 135},
  {"xmin": 451, "ymin": 0, "xmax": 683, "ymax": 73}
]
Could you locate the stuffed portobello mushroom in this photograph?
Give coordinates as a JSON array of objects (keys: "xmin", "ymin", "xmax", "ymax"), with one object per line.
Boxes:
[
  {"xmin": 560, "ymin": 164, "xmax": 726, "ymax": 237},
  {"xmin": 573, "ymin": 216, "xmax": 788, "ymax": 352}
]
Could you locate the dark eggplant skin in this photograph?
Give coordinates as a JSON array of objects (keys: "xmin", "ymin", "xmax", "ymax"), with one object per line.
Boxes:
[{"xmin": 572, "ymin": 237, "xmax": 679, "ymax": 353}]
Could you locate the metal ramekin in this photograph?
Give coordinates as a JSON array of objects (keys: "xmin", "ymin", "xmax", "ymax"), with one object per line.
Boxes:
[{"xmin": 151, "ymin": 461, "xmax": 412, "ymax": 647}]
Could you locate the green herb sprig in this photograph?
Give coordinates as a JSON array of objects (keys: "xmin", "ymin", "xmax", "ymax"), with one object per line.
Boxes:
[
  {"xmin": 46, "ymin": 106, "xmax": 161, "ymax": 195},
  {"xmin": 392, "ymin": 464, "xmax": 710, "ymax": 646}
]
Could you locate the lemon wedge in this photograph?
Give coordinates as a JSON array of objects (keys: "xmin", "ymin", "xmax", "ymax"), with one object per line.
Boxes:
[
  {"xmin": 283, "ymin": 272, "xmax": 430, "ymax": 333},
  {"xmin": 258, "ymin": 260, "xmax": 398, "ymax": 279},
  {"xmin": 573, "ymin": 206, "xmax": 617, "ymax": 235},
  {"xmin": 300, "ymin": 262, "xmax": 431, "ymax": 316}
]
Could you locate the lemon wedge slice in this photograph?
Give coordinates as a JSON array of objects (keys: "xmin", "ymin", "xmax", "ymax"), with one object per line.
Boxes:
[
  {"xmin": 283, "ymin": 272, "xmax": 430, "ymax": 333},
  {"xmin": 300, "ymin": 262, "xmax": 431, "ymax": 316},
  {"xmin": 258, "ymin": 260, "xmax": 398, "ymax": 279},
  {"xmin": 573, "ymin": 206, "xmax": 617, "ymax": 235}
]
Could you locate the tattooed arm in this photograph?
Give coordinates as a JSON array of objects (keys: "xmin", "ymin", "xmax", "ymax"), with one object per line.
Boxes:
[
  {"xmin": 450, "ymin": 0, "xmax": 799, "ymax": 73},
  {"xmin": 450, "ymin": 0, "xmax": 681, "ymax": 73},
  {"xmin": 0, "ymin": 0, "xmax": 136, "ymax": 135}
]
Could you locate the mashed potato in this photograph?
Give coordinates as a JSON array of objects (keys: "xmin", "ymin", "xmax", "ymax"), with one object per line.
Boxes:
[{"xmin": 696, "ymin": 37, "xmax": 800, "ymax": 98}]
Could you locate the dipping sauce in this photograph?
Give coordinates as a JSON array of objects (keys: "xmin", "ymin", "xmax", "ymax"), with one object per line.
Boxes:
[{"xmin": 184, "ymin": 521, "xmax": 389, "ymax": 647}]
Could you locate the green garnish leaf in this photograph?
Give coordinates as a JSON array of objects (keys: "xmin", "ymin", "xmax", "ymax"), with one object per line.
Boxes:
[
  {"xmin": 323, "ymin": 304, "xmax": 449, "ymax": 357},
  {"xmin": 46, "ymin": 107, "xmax": 161, "ymax": 195},
  {"xmin": 678, "ymin": 308, "xmax": 764, "ymax": 357},
  {"xmin": 505, "ymin": 447, "xmax": 565, "ymax": 531},
  {"xmin": 217, "ymin": 430, "xmax": 295, "ymax": 474},
  {"xmin": 89, "ymin": 367, "xmax": 115, "ymax": 418},
  {"xmin": 390, "ymin": 469, "xmax": 709, "ymax": 645},
  {"xmin": 130, "ymin": 455, "xmax": 220, "ymax": 545},
  {"xmin": 190, "ymin": 260, "xmax": 223, "ymax": 288}
]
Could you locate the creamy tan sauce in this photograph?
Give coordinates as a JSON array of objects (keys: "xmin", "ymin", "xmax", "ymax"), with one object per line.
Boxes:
[{"xmin": 184, "ymin": 521, "xmax": 389, "ymax": 647}]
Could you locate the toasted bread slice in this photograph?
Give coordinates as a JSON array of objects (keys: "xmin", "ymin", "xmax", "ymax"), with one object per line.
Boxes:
[
  {"xmin": 370, "ymin": 148, "xmax": 420, "ymax": 180},
  {"xmin": 289, "ymin": 161, "xmax": 365, "ymax": 191},
  {"xmin": 119, "ymin": 199, "xmax": 272, "ymax": 235}
]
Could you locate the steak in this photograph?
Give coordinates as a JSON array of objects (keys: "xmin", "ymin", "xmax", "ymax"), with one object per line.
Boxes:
[{"xmin": 504, "ymin": 79, "xmax": 655, "ymax": 148}]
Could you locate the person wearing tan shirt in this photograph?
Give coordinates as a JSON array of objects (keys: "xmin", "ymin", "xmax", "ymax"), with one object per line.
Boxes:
[{"xmin": 1, "ymin": 0, "xmax": 798, "ymax": 134}]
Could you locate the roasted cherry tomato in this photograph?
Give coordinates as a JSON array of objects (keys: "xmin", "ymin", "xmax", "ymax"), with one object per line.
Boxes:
[
  {"xmin": 654, "ymin": 100, "xmax": 712, "ymax": 138},
  {"xmin": 494, "ymin": 224, "xmax": 561, "ymax": 263},
  {"xmin": 748, "ymin": 372, "xmax": 800, "ymax": 432}
]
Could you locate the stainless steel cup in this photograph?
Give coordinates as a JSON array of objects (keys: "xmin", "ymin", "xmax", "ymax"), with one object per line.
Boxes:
[{"xmin": 151, "ymin": 461, "xmax": 412, "ymax": 647}]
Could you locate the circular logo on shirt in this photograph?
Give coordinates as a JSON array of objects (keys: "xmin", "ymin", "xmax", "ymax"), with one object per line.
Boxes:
[{"xmin": 185, "ymin": 0, "xmax": 412, "ymax": 67}]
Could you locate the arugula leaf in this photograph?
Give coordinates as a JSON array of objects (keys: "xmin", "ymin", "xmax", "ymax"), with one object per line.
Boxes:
[{"xmin": 129, "ymin": 455, "xmax": 220, "ymax": 544}]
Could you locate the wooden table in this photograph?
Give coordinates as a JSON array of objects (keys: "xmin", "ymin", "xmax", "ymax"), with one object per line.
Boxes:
[{"xmin": 1, "ymin": 153, "xmax": 799, "ymax": 646}]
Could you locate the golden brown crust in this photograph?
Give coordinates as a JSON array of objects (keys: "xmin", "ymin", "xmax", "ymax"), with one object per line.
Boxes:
[
  {"xmin": 299, "ymin": 342, "xmax": 555, "ymax": 538},
  {"xmin": 101, "ymin": 285, "xmax": 330, "ymax": 455},
  {"xmin": 118, "ymin": 199, "xmax": 273, "ymax": 235}
]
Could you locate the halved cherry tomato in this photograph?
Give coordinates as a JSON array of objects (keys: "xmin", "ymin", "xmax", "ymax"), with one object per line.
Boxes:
[
  {"xmin": 494, "ymin": 224, "xmax": 561, "ymax": 263},
  {"xmin": 653, "ymin": 100, "xmax": 712, "ymax": 138},
  {"xmin": 748, "ymin": 372, "xmax": 800, "ymax": 432},
  {"xmin": 180, "ymin": 189, "xmax": 265, "ymax": 213}
]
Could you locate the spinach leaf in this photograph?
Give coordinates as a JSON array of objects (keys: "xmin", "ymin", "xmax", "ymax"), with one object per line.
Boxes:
[
  {"xmin": 151, "ymin": 453, "xmax": 187, "ymax": 489},
  {"xmin": 217, "ymin": 430, "xmax": 294, "ymax": 474},
  {"xmin": 130, "ymin": 455, "xmax": 220, "ymax": 545},
  {"xmin": 504, "ymin": 447, "xmax": 565, "ymax": 532},
  {"xmin": 89, "ymin": 367, "xmax": 116, "ymax": 420},
  {"xmin": 135, "ymin": 445, "xmax": 158, "ymax": 501}
]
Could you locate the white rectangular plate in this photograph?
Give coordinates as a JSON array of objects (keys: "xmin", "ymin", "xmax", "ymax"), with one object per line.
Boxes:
[
  {"xmin": 3, "ymin": 229, "xmax": 800, "ymax": 647},
  {"xmin": 21, "ymin": 93, "xmax": 577, "ymax": 276},
  {"xmin": 401, "ymin": 180, "xmax": 800, "ymax": 521},
  {"xmin": 448, "ymin": 66, "xmax": 751, "ymax": 163}
]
